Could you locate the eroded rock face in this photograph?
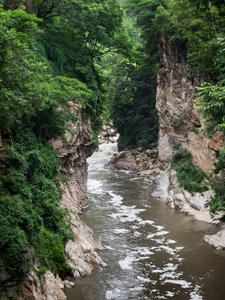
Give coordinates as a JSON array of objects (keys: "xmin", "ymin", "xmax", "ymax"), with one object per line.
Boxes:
[
  {"xmin": 50, "ymin": 105, "xmax": 94, "ymax": 214},
  {"xmin": 0, "ymin": 103, "xmax": 106, "ymax": 299},
  {"xmin": 156, "ymin": 38, "xmax": 224, "ymax": 172},
  {"xmin": 28, "ymin": 105, "xmax": 105, "ymax": 299},
  {"xmin": 1, "ymin": 104, "xmax": 106, "ymax": 299},
  {"xmin": 65, "ymin": 213, "xmax": 107, "ymax": 279},
  {"xmin": 204, "ymin": 230, "xmax": 225, "ymax": 250},
  {"xmin": 152, "ymin": 169, "xmax": 223, "ymax": 224},
  {"xmin": 50, "ymin": 104, "xmax": 106, "ymax": 288}
]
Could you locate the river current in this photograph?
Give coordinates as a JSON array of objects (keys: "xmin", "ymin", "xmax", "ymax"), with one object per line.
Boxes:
[{"xmin": 65, "ymin": 142, "xmax": 225, "ymax": 300}]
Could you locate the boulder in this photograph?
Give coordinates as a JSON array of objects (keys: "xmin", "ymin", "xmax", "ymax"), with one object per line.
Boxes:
[
  {"xmin": 63, "ymin": 280, "xmax": 75, "ymax": 289},
  {"xmin": 204, "ymin": 230, "xmax": 225, "ymax": 250}
]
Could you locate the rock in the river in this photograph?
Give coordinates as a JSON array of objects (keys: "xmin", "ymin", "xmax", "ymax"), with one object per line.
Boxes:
[
  {"xmin": 63, "ymin": 280, "xmax": 75, "ymax": 289},
  {"xmin": 109, "ymin": 148, "xmax": 163, "ymax": 173},
  {"xmin": 204, "ymin": 230, "xmax": 225, "ymax": 250}
]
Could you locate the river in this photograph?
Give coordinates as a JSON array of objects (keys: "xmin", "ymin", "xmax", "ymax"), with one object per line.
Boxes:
[{"xmin": 65, "ymin": 142, "xmax": 225, "ymax": 300}]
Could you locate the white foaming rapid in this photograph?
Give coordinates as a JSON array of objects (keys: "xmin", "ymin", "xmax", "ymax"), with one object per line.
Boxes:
[{"xmin": 88, "ymin": 138, "xmax": 118, "ymax": 170}]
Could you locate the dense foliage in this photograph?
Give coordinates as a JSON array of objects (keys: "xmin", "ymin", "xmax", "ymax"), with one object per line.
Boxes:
[
  {"xmin": 1, "ymin": 130, "xmax": 73, "ymax": 280},
  {"xmin": 104, "ymin": 2, "xmax": 159, "ymax": 149},
  {"xmin": 111, "ymin": 59, "xmax": 158, "ymax": 149},
  {"xmin": 208, "ymin": 151, "xmax": 225, "ymax": 216},
  {"xmin": 171, "ymin": 148, "xmax": 209, "ymax": 195}
]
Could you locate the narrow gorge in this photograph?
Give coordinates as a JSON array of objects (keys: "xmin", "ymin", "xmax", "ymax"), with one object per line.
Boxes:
[{"xmin": 1, "ymin": 0, "xmax": 225, "ymax": 299}]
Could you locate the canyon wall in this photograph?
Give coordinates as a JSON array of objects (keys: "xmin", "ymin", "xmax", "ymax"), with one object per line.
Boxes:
[
  {"xmin": 1, "ymin": 104, "xmax": 106, "ymax": 299},
  {"xmin": 156, "ymin": 38, "xmax": 224, "ymax": 173},
  {"xmin": 51, "ymin": 104, "xmax": 106, "ymax": 283},
  {"xmin": 153, "ymin": 38, "xmax": 225, "ymax": 247}
]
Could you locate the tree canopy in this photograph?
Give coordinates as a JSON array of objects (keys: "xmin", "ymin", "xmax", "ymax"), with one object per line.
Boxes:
[{"xmin": 0, "ymin": 0, "xmax": 127, "ymax": 294}]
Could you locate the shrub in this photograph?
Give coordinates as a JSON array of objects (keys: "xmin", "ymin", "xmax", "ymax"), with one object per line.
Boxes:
[
  {"xmin": 34, "ymin": 230, "xmax": 70, "ymax": 276},
  {"xmin": 171, "ymin": 148, "xmax": 209, "ymax": 195},
  {"xmin": 172, "ymin": 142, "xmax": 181, "ymax": 150},
  {"xmin": 208, "ymin": 152, "xmax": 225, "ymax": 215},
  {"xmin": 38, "ymin": 266, "xmax": 48, "ymax": 276}
]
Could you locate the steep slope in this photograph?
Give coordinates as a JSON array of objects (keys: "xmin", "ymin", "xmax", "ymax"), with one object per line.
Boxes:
[
  {"xmin": 156, "ymin": 38, "xmax": 224, "ymax": 173},
  {"xmin": 51, "ymin": 104, "xmax": 106, "ymax": 281}
]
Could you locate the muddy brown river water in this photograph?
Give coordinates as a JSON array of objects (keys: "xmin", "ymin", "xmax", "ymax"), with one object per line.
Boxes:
[{"xmin": 65, "ymin": 142, "xmax": 225, "ymax": 300}]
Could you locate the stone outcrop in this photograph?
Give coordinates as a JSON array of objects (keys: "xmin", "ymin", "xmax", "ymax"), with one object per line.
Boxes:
[
  {"xmin": 50, "ymin": 105, "xmax": 94, "ymax": 215},
  {"xmin": 152, "ymin": 169, "xmax": 223, "ymax": 224},
  {"xmin": 65, "ymin": 214, "xmax": 107, "ymax": 279},
  {"xmin": 156, "ymin": 38, "xmax": 224, "ymax": 173},
  {"xmin": 155, "ymin": 40, "xmax": 225, "ymax": 248},
  {"xmin": 204, "ymin": 229, "xmax": 225, "ymax": 250}
]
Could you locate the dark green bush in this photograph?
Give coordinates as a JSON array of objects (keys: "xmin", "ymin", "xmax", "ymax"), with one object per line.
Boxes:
[
  {"xmin": 171, "ymin": 148, "xmax": 209, "ymax": 195},
  {"xmin": 0, "ymin": 129, "xmax": 74, "ymax": 283},
  {"xmin": 34, "ymin": 229, "xmax": 70, "ymax": 276},
  {"xmin": 208, "ymin": 152, "xmax": 225, "ymax": 215}
]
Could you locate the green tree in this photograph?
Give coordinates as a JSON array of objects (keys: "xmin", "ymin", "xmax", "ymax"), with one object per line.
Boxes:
[{"xmin": 0, "ymin": 7, "xmax": 92, "ymax": 135}]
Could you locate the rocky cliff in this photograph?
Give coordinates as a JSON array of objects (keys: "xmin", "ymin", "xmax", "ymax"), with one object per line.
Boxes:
[
  {"xmin": 51, "ymin": 103, "xmax": 106, "ymax": 280},
  {"xmin": 154, "ymin": 38, "xmax": 225, "ymax": 249},
  {"xmin": 156, "ymin": 38, "xmax": 224, "ymax": 173},
  {"xmin": 1, "ymin": 104, "xmax": 106, "ymax": 299}
]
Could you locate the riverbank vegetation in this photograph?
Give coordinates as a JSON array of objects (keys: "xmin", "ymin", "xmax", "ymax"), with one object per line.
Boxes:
[{"xmin": 171, "ymin": 148, "xmax": 209, "ymax": 195}]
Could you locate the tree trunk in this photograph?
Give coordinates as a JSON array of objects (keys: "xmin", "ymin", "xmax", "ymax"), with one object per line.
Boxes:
[{"xmin": 26, "ymin": 0, "xmax": 35, "ymax": 15}]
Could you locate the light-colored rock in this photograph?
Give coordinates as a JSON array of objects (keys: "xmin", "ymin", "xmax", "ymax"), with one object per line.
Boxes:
[
  {"xmin": 183, "ymin": 189, "xmax": 213, "ymax": 211},
  {"xmin": 65, "ymin": 214, "xmax": 107, "ymax": 279},
  {"xmin": 208, "ymin": 131, "xmax": 224, "ymax": 152},
  {"xmin": 204, "ymin": 230, "xmax": 225, "ymax": 250},
  {"xmin": 109, "ymin": 147, "xmax": 162, "ymax": 173},
  {"xmin": 41, "ymin": 272, "xmax": 66, "ymax": 300},
  {"xmin": 156, "ymin": 37, "xmax": 223, "ymax": 173},
  {"xmin": 152, "ymin": 169, "xmax": 217, "ymax": 223},
  {"xmin": 109, "ymin": 150, "xmax": 141, "ymax": 171},
  {"xmin": 63, "ymin": 280, "xmax": 75, "ymax": 289},
  {"xmin": 158, "ymin": 129, "xmax": 173, "ymax": 162},
  {"xmin": 114, "ymin": 158, "xmax": 140, "ymax": 171},
  {"xmin": 13, "ymin": 270, "xmax": 66, "ymax": 300}
]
